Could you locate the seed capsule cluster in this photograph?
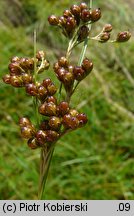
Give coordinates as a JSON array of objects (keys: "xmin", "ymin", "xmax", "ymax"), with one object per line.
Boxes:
[
  {"xmin": 54, "ymin": 56, "xmax": 93, "ymax": 91},
  {"xmin": 19, "ymin": 100, "xmax": 88, "ymax": 149},
  {"xmin": 48, "ymin": 2, "xmax": 101, "ymax": 39}
]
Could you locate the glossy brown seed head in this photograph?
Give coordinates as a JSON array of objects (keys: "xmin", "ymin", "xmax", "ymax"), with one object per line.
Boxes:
[
  {"xmin": 2, "ymin": 74, "xmax": 11, "ymax": 84},
  {"xmin": 36, "ymin": 50, "xmax": 46, "ymax": 60},
  {"xmin": 48, "ymin": 15, "xmax": 59, "ymax": 25},
  {"xmin": 19, "ymin": 117, "xmax": 31, "ymax": 127},
  {"xmin": 39, "ymin": 120, "xmax": 50, "ymax": 131},
  {"xmin": 70, "ymin": 5, "xmax": 81, "ymax": 17},
  {"xmin": 65, "ymin": 17, "xmax": 77, "ymax": 32},
  {"xmin": 59, "ymin": 16, "xmax": 67, "ymax": 27},
  {"xmin": 11, "ymin": 56, "xmax": 20, "ymax": 63},
  {"xmin": 90, "ymin": 8, "xmax": 101, "ymax": 22},
  {"xmin": 21, "ymin": 126, "xmax": 35, "ymax": 139},
  {"xmin": 79, "ymin": 2, "xmax": 88, "ymax": 11},
  {"xmin": 21, "ymin": 74, "xmax": 33, "ymax": 85},
  {"xmin": 58, "ymin": 101, "xmax": 70, "ymax": 116},
  {"xmin": 47, "ymin": 83, "xmax": 57, "ymax": 96},
  {"xmin": 81, "ymin": 9, "xmax": 91, "ymax": 22},
  {"xmin": 69, "ymin": 109, "xmax": 79, "ymax": 117},
  {"xmin": 42, "ymin": 78, "xmax": 52, "ymax": 88},
  {"xmin": 63, "ymin": 72, "xmax": 74, "ymax": 86},
  {"xmin": 53, "ymin": 62, "xmax": 60, "ymax": 73},
  {"xmin": 100, "ymin": 32, "xmax": 110, "ymax": 42},
  {"xmin": 46, "ymin": 130, "xmax": 59, "ymax": 142},
  {"xmin": 68, "ymin": 65, "xmax": 74, "ymax": 73},
  {"xmin": 47, "ymin": 96, "xmax": 57, "ymax": 104},
  {"xmin": 25, "ymin": 83, "xmax": 38, "ymax": 96},
  {"xmin": 38, "ymin": 85, "xmax": 47, "ymax": 98},
  {"xmin": 27, "ymin": 138, "xmax": 39, "ymax": 149},
  {"xmin": 78, "ymin": 25, "xmax": 89, "ymax": 41},
  {"xmin": 36, "ymin": 130, "xmax": 47, "ymax": 145},
  {"xmin": 82, "ymin": 58, "xmax": 93, "ymax": 74},
  {"xmin": 63, "ymin": 9, "xmax": 72, "ymax": 18},
  {"xmin": 8, "ymin": 62, "xmax": 21, "ymax": 75},
  {"xmin": 25, "ymin": 58, "xmax": 34, "ymax": 70},
  {"xmin": 73, "ymin": 66, "xmax": 85, "ymax": 81},
  {"xmin": 63, "ymin": 114, "xmax": 79, "ymax": 129},
  {"xmin": 116, "ymin": 31, "xmax": 131, "ymax": 42},
  {"xmin": 49, "ymin": 116, "xmax": 62, "ymax": 131},
  {"xmin": 56, "ymin": 68, "xmax": 67, "ymax": 82},
  {"xmin": 58, "ymin": 56, "xmax": 69, "ymax": 68},
  {"xmin": 77, "ymin": 113, "xmax": 88, "ymax": 126},
  {"xmin": 10, "ymin": 75, "xmax": 23, "ymax": 87},
  {"xmin": 19, "ymin": 58, "xmax": 29, "ymax": 71},
  {"xmin": 39, "ymin": 102, "xmax": 57, "ymax": 116},
  {"xmin": 103, "ymin": 24, "xmax": 113, "ymax": 32}
]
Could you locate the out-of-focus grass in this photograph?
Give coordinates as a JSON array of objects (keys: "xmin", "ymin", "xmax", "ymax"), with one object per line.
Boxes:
[{"xmin": 0, "ymin": 0, "xmax": 134, "ymax": 199}]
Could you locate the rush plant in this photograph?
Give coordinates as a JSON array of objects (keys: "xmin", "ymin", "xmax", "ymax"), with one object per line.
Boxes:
[{"xmin": 2, "ymin": 1, "xmax": 131, "ymax": 199}]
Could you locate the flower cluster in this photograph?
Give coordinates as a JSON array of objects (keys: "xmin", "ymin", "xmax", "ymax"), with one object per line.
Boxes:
[
  {"xmin": 53, "ymin": 56, "xmax": 93, "ymax": 91},
  {"xmin": 48, "ymin": 2, "xmax": 101, "ymax": 39},
  {"xmin": 19, "ymin": 100, "xmax": 87, "ymax": 149}
]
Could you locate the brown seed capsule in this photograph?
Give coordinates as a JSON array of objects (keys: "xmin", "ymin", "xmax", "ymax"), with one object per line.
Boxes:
[
  {"xmin": 90, "ymin": 8, "xmax": 101, "ymax": 22},
  {"xmin": 19, "ymin": 58, "xmax": 30, "ymax": 71},
  {"xmin": 116, "ymin": 31, "xmax": 131, "ymax": 42},
  {"xmin": 2, "ymin": 74, "xmax": 11, "ymax": 84},
  {"xmin": 21, "ymin": 74, "xmax": 33, "ymax": 85},
  {"xmin": 42, "ymin": 78, "xmax": 52, "ymax": 88},
  {"xmin": 58, "ymin": 57, "xmax": 69, "ymax": 68},
  {"xmin": 39, "ymin": 102, "xmax": 57, "ymax": 116},
  {"xmin": 63, "ymin": 114, "xmax": 79, "ymax": 129},
  {"xmin": 38, "ymin": 85, "xmax": 47, "ymax": 99},
  {"xmin": 63, "ymin": 72, "xmax": 74, "ymax": 87},
  {"xmin": 100, "ymin": 32, "xmax": 110, "ymax": 42},
  {"xmin": 73, "ymin": 66, "xmax": 85, "ymax": 81},
  {"xmin": 10, "ymin": 75, "xmax": 23, "ymax": 87},
  {"xmin": 58, "ymin": 101, "xmax": 70, "ymax": 116},
  {"xmin": 69, "ymin": 109, "xmax": 79, "ymax": 117},
  {"xmin": 46, "ymin": 130, "xmax": 59, "ymax": 142},
  {"xmin": 25, "ymin": 83, "xmax": 38, "ymax": 96},
  {"xmin": 53, "ymin": 62, "xmax": 60, "ymax": 73},
  {"xmin": 78, "ymin": 25, "xmax": 89, "ymax": 41},
  {"xmin": 77, "ymin": 113, "xmax": 88, "ymax": 126},
  {"xmin": 36, "ymin": 130, "xmax": 47, "ymax": 145},
  {"xmin": 36, "ymin": 50, "xmax": 46, "ymax": 60},
  {"xmin": 82, "ymin": 58, "xmax": 93, "ymax": 74},
  {"xmin": 79, "ymin": 2, "xmax": 88, "ymax": 11},
  {"xmin": 56, "ymin": 68, "xmax": 67, "ymax": 81},
  {"xmin": 11, "ymin": 56, "xmax": 20, "ymax": 63},
  {"xmin": 21, "ymin": 126, "xmax": 35, "ymax": 139},
  {"xmin": 8, "ymin": 62, "xmax": 21, "ymax": 75},
  {"xmin": 81, "ymin": 9, "xmax": 91, "ymax": 22},
  {"xmin": 65, "ymin": 17, "xmax": 77, "ymax": 32},
  {"xmin": 59, "ymin": 16, "xmax": 67, "ymax": 27},
  {"xmin": 63, "ymin": 9, "xmax": 72, "ymax": 18},
  {"xmin": 47, "ymin": 83, "xmax": 57, "ymax": 96},
  {"xmin": 70, "ymin": 5, "xmax": 81, "ymax": 17},
  {"xmin": 19, "ymin": 117, "xmax": 31, "ymax": 127},
  {"xmin": 27, "ymin": 137, "xmax": 39, "ymax": 149},
  {"xmin": 40, "ymin": 120, "xmax": 50, "ymax": 131},
  {"xmin": 47, "ymin": 96, "xmax": 57, "ymax": 104},
  {"xmin": 103, "ymin": 24, "xmax": 113, "ymax": 32},
  {"xmin": 48, "ymin": 15, "xmax": 59, "ymax": 25},
  {"xmin": 49, "ymin": 116, "xmax": 62, "ymax": 131},
  {"xmin": 68, "ymin": 65, "xmax": 74, "ymax": 73}
]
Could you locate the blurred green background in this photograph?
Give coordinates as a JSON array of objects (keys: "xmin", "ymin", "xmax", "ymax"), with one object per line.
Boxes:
[{"xmin": 0, "ymin": 0, "xmax": 134, "ymax": 200}]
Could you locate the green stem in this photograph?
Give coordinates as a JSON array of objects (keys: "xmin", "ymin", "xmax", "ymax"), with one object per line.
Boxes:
[{"xmin": 38, "ymin": 145, "xmax": 55, "ymax": 200}]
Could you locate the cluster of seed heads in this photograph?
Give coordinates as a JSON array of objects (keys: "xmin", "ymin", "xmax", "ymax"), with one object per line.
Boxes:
[
  {"xmin": 48, "ymin": 2, "xmax": 101, "ymax": 40},
  {"xmin": 3, "ymin": 2, "xmax": 131, "ymax": 150},
  {"xmin": 3, "ymin": 49, "xmax": 88, "ymax": 149}
]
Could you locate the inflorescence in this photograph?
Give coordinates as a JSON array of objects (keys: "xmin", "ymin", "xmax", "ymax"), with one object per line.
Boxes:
[{"xmin": 3, "ymin": 2, "xmax": 131, "ymax": 150}]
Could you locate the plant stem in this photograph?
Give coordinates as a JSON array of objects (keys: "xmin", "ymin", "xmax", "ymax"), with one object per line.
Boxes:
[{"xmin": 38, "ymin": 144, "xmax": 55, "ymax": 200}]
